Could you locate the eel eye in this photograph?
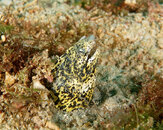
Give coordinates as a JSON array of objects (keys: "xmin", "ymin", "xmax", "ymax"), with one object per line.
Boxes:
[{"xmin": 79, "ymin": 48, "xmax": 85, "ymax": 53}]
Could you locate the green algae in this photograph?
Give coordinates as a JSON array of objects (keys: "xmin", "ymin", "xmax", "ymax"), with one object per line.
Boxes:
[{"xmin": 0, "ymin": 23, "xmax": 13, "ymax": 34}]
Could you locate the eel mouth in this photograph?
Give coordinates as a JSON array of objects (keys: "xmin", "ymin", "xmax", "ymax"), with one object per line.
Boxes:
[
  {"xmin": 79, "ymin": 35, "xmax": 99, "ymax": 62},
  {"xmin": 86, "ymin": 44, "xmax": 99, "ymax": 65},
  {"xmin": 86, "ymin": 35, "xmax": 99, "ymax": 61},
  {"xmin": 88, "ymin": 45, "xmax": 97, "ymax": 59}
]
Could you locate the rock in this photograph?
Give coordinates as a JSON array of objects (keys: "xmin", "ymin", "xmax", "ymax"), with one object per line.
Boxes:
[
  {"xmin": 5, "ymin": 72, "xmax": 15, "ymax": 86},
  {"xmin": 45, "ymin": 121, "xmax": 60, "ymax": 130},
  {"xmin": 157, "ymin": 37, "xmax": 163, "ymax": 49},
  {"xmin": 1, "ymin": 35, "xmax": 6, "ymax": 42},
  {"xmin": 32, "ymin": 79, "xmax": 46, "ymax": 89}
]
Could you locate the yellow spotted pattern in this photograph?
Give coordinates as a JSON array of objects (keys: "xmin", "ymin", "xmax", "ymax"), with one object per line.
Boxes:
[{"xmin": 51, "ymin": 36, "xmax": 99, "ymax": 112}]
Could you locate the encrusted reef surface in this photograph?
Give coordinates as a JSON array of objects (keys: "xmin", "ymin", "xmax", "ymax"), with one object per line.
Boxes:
[{"xmin": 0, "ymin": 0, "xmax": 162, "ymax": 129}]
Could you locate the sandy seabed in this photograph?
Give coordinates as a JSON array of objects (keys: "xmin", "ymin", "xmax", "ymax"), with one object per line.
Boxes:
[{"xmin": 0, "ymin": 0, "xmax": 162, "ymax": 129}]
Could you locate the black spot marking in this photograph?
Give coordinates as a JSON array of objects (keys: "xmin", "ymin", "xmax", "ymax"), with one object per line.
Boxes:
[{"xmin": 51, "ymin": 36, "xmax": 98, "ymax": 111}]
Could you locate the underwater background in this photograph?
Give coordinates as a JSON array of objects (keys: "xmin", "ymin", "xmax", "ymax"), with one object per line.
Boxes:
[{"xmin": 0, "ymin": 0, "xmax": 162, "ymax": 129}]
